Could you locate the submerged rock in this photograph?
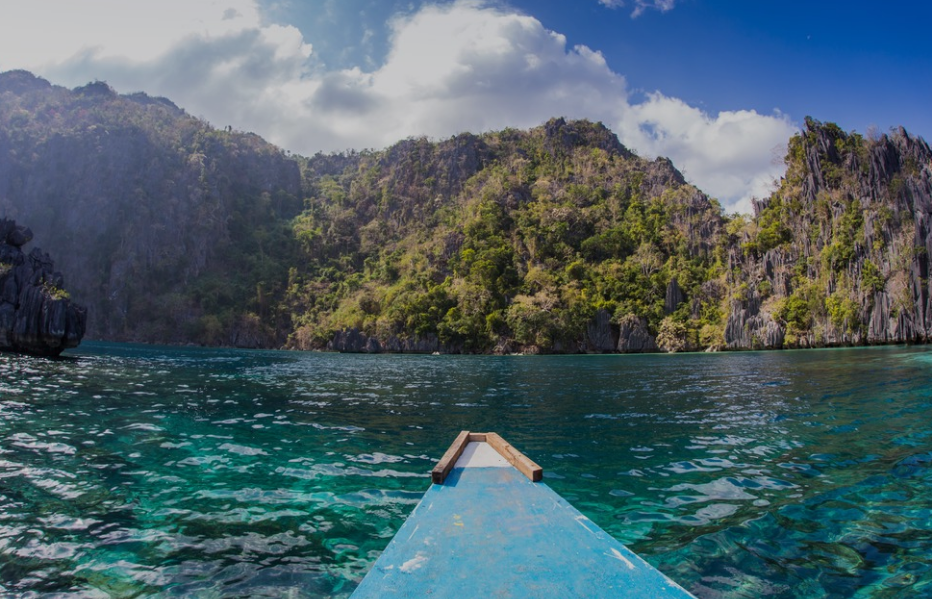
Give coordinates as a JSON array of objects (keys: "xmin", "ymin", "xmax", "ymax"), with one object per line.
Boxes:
[{"xmin": 0, "ymin": 218, "xmax": 86, "ymax": 356}]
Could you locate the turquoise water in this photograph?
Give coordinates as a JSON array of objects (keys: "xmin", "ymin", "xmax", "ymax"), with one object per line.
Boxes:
[{"xmin": 1, "ymin": 343, "xmax": 932, "ymax": 597}]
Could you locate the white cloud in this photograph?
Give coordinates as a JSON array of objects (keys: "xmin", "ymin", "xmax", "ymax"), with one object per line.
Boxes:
[
  {"xmin": 598, "ymin": 0, "xmax": 678, "ymax": 18},
  {"xmin": 619, "ymin": 94, "xmax": 793, "ymax": 213},
  {"xmin": 0, "ymin": 0, "xmax": 794, "ymax": 212},
  {"xmin": 366, "ymin": 2, "xmax": 628, "ymax": 143},
  {"xmin": 0, "ymin": 1, "xmax": 270, "ymax": 65}
]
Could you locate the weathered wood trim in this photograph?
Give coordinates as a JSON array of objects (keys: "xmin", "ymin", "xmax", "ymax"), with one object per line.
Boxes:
[
  {"xmin": 357, "ymin": 435, "xmax": 697, "ymax": 599},
  {"xmin": 431, "ymin": 430, "xmax": 471, "ymax": 484},
  {"xmin": 486, "ymin": 433, "xmax": 543, "ymax": 482},
  {"xmin": 432, "ymin": 431, "xmax": 543, "ymax": 484}
]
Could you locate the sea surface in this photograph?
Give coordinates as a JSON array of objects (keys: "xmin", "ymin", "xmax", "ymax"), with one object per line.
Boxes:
[{"xmin": 1, "ymin": 342, "xmax": 931, "ymax": 598}]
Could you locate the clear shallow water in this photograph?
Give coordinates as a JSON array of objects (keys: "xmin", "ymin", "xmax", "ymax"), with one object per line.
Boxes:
[{"xmin": 1, "ymin": 343, "xmax": 931, "ymax": 598}]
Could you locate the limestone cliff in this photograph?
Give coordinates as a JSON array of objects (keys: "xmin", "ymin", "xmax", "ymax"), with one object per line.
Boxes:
[
  {"xmin": 0, "ymin": 70, "xmax": 302, "ymax": 346},
  {"xmin": 0, "ymin": 219, "xmax": 86, "ymax": 355},
  {"xmin": 289, "ymin": 117, "xmax": 727, "ymax": 354},
  {"xmin": 5, "ymin": 68, "xmax": 932, "ymax": 354},
  {"xmin": 724, "ymin": 119, "xmax": 932, "ymax": 349}
]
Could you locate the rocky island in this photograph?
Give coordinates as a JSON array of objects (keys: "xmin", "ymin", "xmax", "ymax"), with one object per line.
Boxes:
[{"xmin": 0, "ymin": 219, "xmax": 86, "ymax": 356}]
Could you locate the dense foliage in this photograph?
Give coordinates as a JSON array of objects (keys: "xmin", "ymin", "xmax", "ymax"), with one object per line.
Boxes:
[
  {"xmin": 0, "ymin": 71, "xmax": 302, "ymax": 346},
  {"xmin": 285, "ymin": 119, "xmax": 728, "ymax": 352},
  {"xmin": 3, "ymin": 70, "xmax": 931, "ymax": 352}
]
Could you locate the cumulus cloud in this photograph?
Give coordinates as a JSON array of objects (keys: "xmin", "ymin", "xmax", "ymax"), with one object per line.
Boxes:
[
  {"xmin": 0, "ymin": 0, "xmax": 794, "ymax": 212},
  {"xmin": 0, "ymin": 0, "xmax": 274, "ymax": 65},
  {"xmin": 619, "ymin": 94, "xmax": 794, "ymax": 213},
  {"xmin": 367, "ymin": 2, "xmax": 628, "ymax": 143},
  {"xmin": 598, "ymin": 0, "xmax": 678, "ymax": 18}
]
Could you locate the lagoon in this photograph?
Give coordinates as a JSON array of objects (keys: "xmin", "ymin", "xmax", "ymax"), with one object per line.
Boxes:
[{"xmin": 1, "ymin": 343, "xmax": 931, "ymax": 597}]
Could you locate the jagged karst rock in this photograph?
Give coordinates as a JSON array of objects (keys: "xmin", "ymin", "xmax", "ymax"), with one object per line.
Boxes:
[
  {"xmin": 397, "ymin": 335, "xmax": 446, "ymax": 353},
  {"xmin": 0, "ymin": 69, "xmax": 53, "ymax": 95},
  {"xmin": 327, "ymin": 328, "xmax": 458, "ymax": 354},
  {"xmin": 724, "ymin": 299, "xmax": 785, "ymax": 350},
  {"xmin": 543, "ymin": 117, "xmax": 633, "ymax": 158},
  {"xmin": 585, "ymin": 309, "xmax": 617, "ymax": 353},
  {"xmin": 228, "ymin": 314, "xmax": 270, "ymax": 349},
  {"xmin": 6, "ymin": 224, "xmax": 33, "ymax": 248},
  {"xmin": 665, "ymin": 277, "xmax": 684, "ymax": 314},
  {"xmin": 5, "ymin": 71, "xmax": 932, "ymax": 356},
  {"xmin": 724, "ymin": 118, "xmax": 932, "ymax": 350},
  {"xmin": 0, "ymin": 218, "xmax": 86, "ymax": 356},
  {"xmin": 327, "ymin": 328, "xmax": 373, "ymax": 353},
  {"xmin": 616, "ymin": 314, "xmax": 657, "ymax": 353}
]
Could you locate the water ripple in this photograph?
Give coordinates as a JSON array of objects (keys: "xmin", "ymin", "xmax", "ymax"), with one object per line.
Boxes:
[{"xmin": 2, "ymin": 344, "xmax": 932, "ymax": 597}]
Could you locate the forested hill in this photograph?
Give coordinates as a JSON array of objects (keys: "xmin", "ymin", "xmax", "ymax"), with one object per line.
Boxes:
[
  {"xmin": 288, "ymin": 118, "xmax": 735, "ymax": 354},
  {"xmin": 2, "ymin": 70, "xmax": 931, "ymax": 353},
  {"xmin": 0, "ymin": 70, "xmax": 302, "ymax": 346}
]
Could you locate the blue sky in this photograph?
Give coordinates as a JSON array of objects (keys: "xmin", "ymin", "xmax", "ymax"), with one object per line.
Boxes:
[
  {"xmin": 266, "ymin": 0, "xmax": 931, "ymax": 138},
  {"xmin": 516, "ymin": 0, "xmax": 931, "ymax": 137},
  {"xmin": 1, "ymin": 0, "xmax": 928, "ymax": 213}
]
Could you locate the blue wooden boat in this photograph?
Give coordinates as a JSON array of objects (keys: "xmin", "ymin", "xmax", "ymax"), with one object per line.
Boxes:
[{"xmin": 352, "ymin": 431, "xmax": 696, "ymax": 598}]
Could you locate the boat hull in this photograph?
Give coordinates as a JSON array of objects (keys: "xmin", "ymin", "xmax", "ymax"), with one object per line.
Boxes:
[{"xmin": 352, "ymin": 453, "xmax": 695, "ymax": 598}]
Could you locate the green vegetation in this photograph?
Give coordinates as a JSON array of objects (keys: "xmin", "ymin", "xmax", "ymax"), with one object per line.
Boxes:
[
  {"xmin": 42, "ymin": 282, "xmax": 71, "ymax": 301},
  {"xmin": 0, "ymin": 71, "xmax": 303, "ymax": 345},
  {"xmin": 2, "ymin": 71, "xmax": 930, "ymax": 353},
  {"xmin": 281, "ymin": 119, "xmax": 727, "ymax": 352}
]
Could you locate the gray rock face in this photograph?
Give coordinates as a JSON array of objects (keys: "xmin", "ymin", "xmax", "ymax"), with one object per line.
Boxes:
[
  {"xmin": 724, "ymin": 288, "xmax": 785, "ymax": 350},
  {"xmin": 0, "ymin": 218, "xmax": 86, "ymax": 356},
  {"xmin": 585, "ymin": 309, "xmax": 617, "ymax": 352},
  {"xmin": 724, "ymin": 120, "xmax": 932, "ymax": 350},
  {"xmin": 327, "ymin": 327, "xmax": 455, "ymax": 354},
  {"xmin": 616, "ymin": 314, "xmax": 657, "ymax": 353},
  {"xmin": 5, "ymin": 224, "xmax": 33, "ymax": 248},
  {"xmin": 327, "ymin": 328, "xmax": 373, "ymax": 352},
  {"xmin": 665, "ymin": 277, "xmax": 684, "ymax": 314}
]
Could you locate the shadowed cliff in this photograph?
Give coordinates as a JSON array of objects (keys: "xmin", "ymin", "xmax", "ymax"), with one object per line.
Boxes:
[
  {"xmin": 0, "ymin": 70, "xmax": 302, "ymax": 347},
  {"xmin": 0, "ymin": 219, "xmax": 86, "ymax": 355}
]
